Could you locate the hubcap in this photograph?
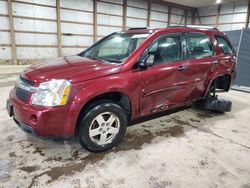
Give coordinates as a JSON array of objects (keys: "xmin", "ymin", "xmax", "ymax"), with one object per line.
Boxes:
[{"xmin": 89, "ymin": 112, "xmax": 120, "ymax": 146}]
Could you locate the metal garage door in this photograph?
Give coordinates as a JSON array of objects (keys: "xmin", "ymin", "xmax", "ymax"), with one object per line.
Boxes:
[{"xmin": 225, "ymin": 29, "xmax": 250, "ymax": 91}]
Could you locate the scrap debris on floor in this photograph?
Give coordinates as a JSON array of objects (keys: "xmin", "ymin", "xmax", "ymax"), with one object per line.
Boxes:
[{"xmin": 0, "ymin": 66, "xmax": 250, "ymax": 188}]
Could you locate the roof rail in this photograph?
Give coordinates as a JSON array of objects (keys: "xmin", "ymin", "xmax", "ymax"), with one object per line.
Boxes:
[
  {"xmin": 128, "ymin": 27, "xmax": 149, "ymax": 30},
  {"xmin": 169, "ymin": 25, "xmax": 218, "ymax": 30}
]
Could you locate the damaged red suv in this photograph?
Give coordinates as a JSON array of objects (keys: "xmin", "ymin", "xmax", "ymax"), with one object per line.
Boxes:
[{"xmin": 7, "ymin": 26, "xmax": 236, "ymax": 152}]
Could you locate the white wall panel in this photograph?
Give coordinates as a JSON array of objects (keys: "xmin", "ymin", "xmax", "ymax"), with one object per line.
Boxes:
[
  {"xmin": 151, "ymin": 11, "xmax": 168, "ymax": 21},
  {"xmin": 15, "ymin": 33, "xmax": 57, "ymax": 45},
  {"xmin": 97, "ymin": 14, "xmax": 123, "ymax": 26},
  {"xmin": 127, "ymin": 0, "xmax": 147, "ymax": 9},
  {"xmin": 127, "ymin": 18, "xmax": 147, "ymax": 27},
  {"xmin": 60, "ymin": 9, "xmax": 93, "ymax": 23},
  {"xmin": 0, "ymin": 32, "xmax": 11, "ymax": 44},
  {"xmin": 231, "ymin": 23, "xmax": 244, "ymax": 30},
  {"xmin": 150, "ymin": 21, "xmax": 167, "ymax": 28},
  {"xmin": 151, "ymin": 3, "xmax": 168, "ymax": 13},
  {"xmin": 127, "ymin": 7, "xmax": 147, "ymax": 19},
  {"xmin": 218, "ymin": 24, "xmax": 232, "ymax": 31},
  {"xmin": 14, "ymin": 18, "xmax": 57, "ymax": 32},
  {"xmin": 15, "ymin": 0, "xmax": 55, "ymax": 6},
  {"xmin": 62, "ymin": 48, "xmax": 85, "ymax": 56},
  {"xmin": 102, "ymin": 0, "xmax": 123, "ymax": 4},
  {"xmin": 219, "ymin": 15, "xmax": 233, "ymax": 23},
  {"xmin": 97, "ymin": 26, "xmax": 121, "ymax": 36},
  {"xmin": 60, "ymin": 0, "xmax": 93, "ymax": 11},
  {"xmin": 234, "ymin": 2, "xmax": 248, "ymax": 12},
  {"xmin": 172, "ymin": 7, "xmax": 184, "ymax": 15},
  {"xmin": 233, "ymin": 13, "xmax": 246, "ymax": 22},
  {"xmin": 201, "ymin": 16, "xmax": 216, "ymax": 25},
  {"xmin": 0, "ymin": 1, "xmax": 8, "ymax": 14},
  {"xmin": 61, "ymin": 36, "xmax": 93, "ymax": 46},
  {"xmin": 61, "ymin": 23, "xmax": 93, "ymax": 35},
  {"xmin": 0, "ymin": 17, "xmax": 9, "ymax": 30},
  {"xmin": 12, "ymin": 2, "xmax": 56, "ymax": 19},
  {"xmin": 199, "ymin": 6, "xmax": 217, "ymax": 16},
  {"xmin": 220, "ymin": 4, "xmax": 233, "ymax": 14},
  {"xmin": 171, "ymin": 15, "xmax": 182, "ymax": 23},
  {"xmin": 97, "ymin": 2, "xmax": 122, "ymax": 16},
  {"xmin": 0, "ymin": 47, "xmax": 12, "ymax": 59},
  {"xmin": 17, "ymin": 48, "xmax": 57, "ymax": 59}
]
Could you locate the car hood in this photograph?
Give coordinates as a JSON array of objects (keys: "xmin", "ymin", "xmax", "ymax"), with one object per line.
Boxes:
[{"xmin": 21, "ymin": 55, "xmax": 123, "ymax": 84}]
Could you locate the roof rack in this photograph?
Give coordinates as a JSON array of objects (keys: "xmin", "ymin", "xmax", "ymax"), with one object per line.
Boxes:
[
  {"xmin": 128, "ymin": 27, "xmax": 149, "ymax": 30},
  {"xmin": 169, "ymin": 25, "xmax": 218, "ymax": 30}
]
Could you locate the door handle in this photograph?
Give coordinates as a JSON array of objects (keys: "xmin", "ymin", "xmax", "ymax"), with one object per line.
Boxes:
[
  {"xmin": 177, "ymin": 66, "xmax": 188, "ymax": 71},
  {"xmin": 212, "ymin": 60, "xmax": 219, "ymax": 64}
]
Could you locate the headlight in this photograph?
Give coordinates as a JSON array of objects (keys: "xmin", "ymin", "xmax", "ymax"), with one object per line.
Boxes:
[{"xmin": 31, "ymin": 79, "xmax": 71, "ymax": 106}]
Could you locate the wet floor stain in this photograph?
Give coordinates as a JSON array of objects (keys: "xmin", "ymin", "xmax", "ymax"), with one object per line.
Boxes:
[
  {"xmin": 19, "ymin": 166, "xmax": 39, "ymax": 173},
  {"xmin": 13, "ymin": 108, "xmax": 226, "ymax": 187},
  {"xmin": 33, "ymin": 147, "xmax": 45, "ymax": 157},
  {"xmin": 27, "ymin": 124, "xmax": 186, "ymax": 187}
]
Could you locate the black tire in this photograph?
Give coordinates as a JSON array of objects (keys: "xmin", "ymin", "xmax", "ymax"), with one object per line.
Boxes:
[{"xmin": 78, "ymin": 100, "xmax": 127, "ymax": 152}]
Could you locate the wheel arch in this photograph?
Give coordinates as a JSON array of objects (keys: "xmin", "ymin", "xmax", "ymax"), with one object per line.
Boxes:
[
  {"xmin": 74, "ymin": 91, "xmax": 132, "ymax": 136},
  {"xmin": 204, "ymin": 73, "xmax": 232, "ymax": 97}
]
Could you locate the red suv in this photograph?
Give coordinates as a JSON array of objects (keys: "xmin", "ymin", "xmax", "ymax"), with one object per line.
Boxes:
[{"xmin": 6, "ymin": 26, "xmax": 236, "ymax": 152}]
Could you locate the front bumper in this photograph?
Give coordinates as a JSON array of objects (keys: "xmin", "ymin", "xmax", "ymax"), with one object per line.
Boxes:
[
  {"xmin": 13, "ymin": 117, "xmax": 37, "ymax": 136},
  {"xmin": 7, "ymin": 88, "xmax": 75, "ymax": 137}
]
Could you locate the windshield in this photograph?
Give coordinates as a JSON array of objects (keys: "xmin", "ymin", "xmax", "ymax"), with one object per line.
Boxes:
[{"xmin": 80, "ymin": 32, "xmax": 150, "ymax": 63}]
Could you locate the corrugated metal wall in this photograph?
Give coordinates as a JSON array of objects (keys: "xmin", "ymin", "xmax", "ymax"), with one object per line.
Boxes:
[
  {"xmin": 195, "ymin": 1, "xmax": 250, "ymax": 31},
  {"xmin": 0, "ymin": 0, "xmax": 193, "ymax": 65}
]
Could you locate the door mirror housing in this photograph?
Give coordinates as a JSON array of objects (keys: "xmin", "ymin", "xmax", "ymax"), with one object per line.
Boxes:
[
  {"xmin": 145, "ymin": 54, "xmax": 155, "ymax": 67},
  {"xmin": 138, "ymin": 54, "xmax": 155, "ymax": 69}
]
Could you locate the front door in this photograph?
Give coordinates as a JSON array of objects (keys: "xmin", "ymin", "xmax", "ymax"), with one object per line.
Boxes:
[{"xmin": 139, "ymin": 33, "xmax": 190, "ymax": 115}]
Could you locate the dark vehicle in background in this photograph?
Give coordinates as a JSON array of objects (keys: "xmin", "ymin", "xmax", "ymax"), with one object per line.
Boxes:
[{"xmin": 7, "ymin": 26, "xmax": 236, "ymax": 152}]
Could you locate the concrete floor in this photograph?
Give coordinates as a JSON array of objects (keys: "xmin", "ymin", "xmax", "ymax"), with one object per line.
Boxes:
[{"xmin": 0, "ymin": 66, "xmax": 250, "ymax": 188}]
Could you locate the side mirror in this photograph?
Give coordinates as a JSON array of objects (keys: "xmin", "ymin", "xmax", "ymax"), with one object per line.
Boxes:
[
  {"xmin": 137, "ymin": 51, "xmax": 155, "ymax": 69},
  {"xmin": 145, "ymin": 54, "xmax": 155, "ymax": 67}
]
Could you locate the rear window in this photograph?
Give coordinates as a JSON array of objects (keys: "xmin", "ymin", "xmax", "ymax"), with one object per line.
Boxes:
[{"xmin": 216, "ymin": 36, "xmax": 233, "ymax": 55}]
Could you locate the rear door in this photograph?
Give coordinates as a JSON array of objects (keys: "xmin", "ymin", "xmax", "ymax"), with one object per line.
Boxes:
[{"xmin": 183, "ymin": 32, "xmax": 216, "ymax": 101}]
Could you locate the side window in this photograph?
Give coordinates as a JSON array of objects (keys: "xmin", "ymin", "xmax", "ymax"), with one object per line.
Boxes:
[
  {"xmin": 216, "ymin": 36, "xmax": 233, "ymax": 55},
  {"xmin": 141, "ymin": 34, "xmax": 182, "ymax": 65},
  {"xmin": 186, "ymin": 33, "xmax": 214, "ymax": 59}
]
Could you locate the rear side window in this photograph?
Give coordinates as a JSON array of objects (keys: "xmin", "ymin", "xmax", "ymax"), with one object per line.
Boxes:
[
  {"xmin": 216, "ymin": 36, "xmax": 233, "ymax": 55},
  {"xmin": 186, "ymin": 33, "xmax": 214, "ymax": 59}
]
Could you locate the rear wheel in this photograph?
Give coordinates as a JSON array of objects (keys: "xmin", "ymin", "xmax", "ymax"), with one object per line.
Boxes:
[
  {"xmin": 78, "ymin": 101, "xmax": 127, "ymax": 152},
  {"xmin": 195, "ymin": 81, "xmax": 231, "ymax": 112}
]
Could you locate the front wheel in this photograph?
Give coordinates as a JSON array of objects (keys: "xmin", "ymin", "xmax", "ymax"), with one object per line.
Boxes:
[{"xmin": 78, "ymin": 101, "xmax": 127, "ymax": 152}]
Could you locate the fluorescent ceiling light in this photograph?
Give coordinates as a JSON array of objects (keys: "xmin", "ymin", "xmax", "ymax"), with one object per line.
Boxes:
[{"xmin": 216, "ymin": 0, "xmax": 222, "ymax": 4}]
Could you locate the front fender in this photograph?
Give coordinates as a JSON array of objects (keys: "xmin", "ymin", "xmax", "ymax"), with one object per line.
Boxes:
[{"xmin": 65, "ymin": 74, "xmax": 140, "ymax": 135}]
